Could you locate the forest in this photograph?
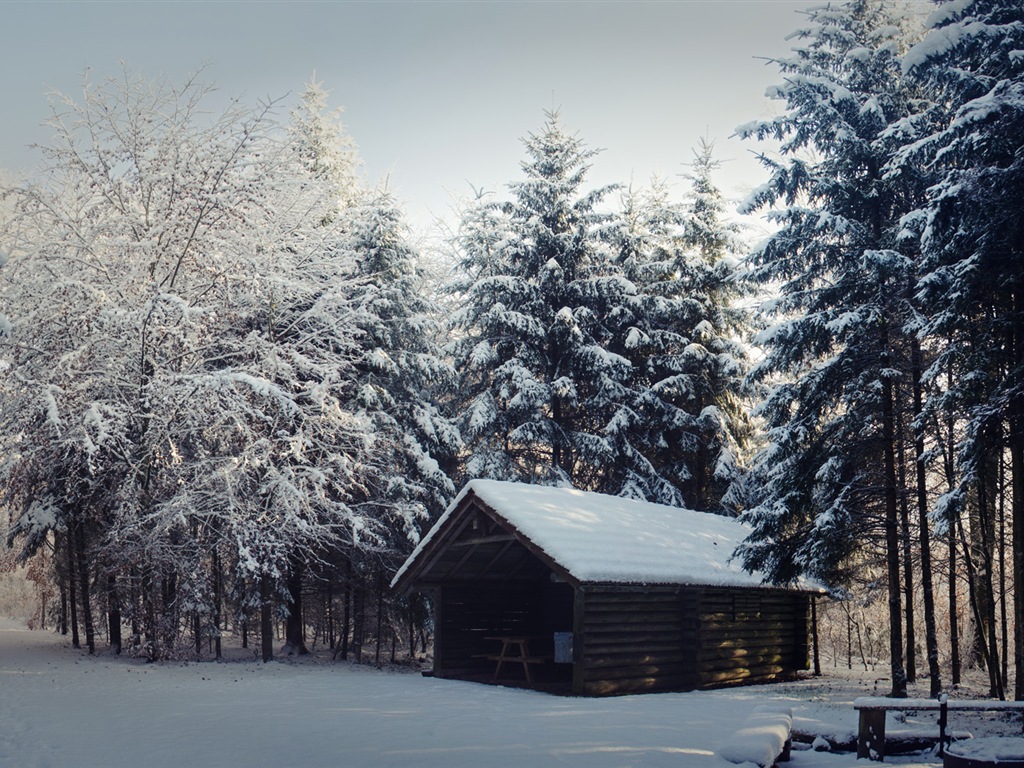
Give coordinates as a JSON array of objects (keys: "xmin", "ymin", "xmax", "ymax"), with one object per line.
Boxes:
[{"xmin": 0, "ymin": 0, "xmax": 1022, "ymax": 702}]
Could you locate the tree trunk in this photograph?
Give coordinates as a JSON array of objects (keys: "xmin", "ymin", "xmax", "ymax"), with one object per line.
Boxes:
[
  {"xmin": 949, "ymin": 516, "xmax": 962, "ymax": 687},
  {"xmin": 212, "ymin": 546, "xmax": 222, "ymax": 660},
  {"xmin": 339, "ymin": 559, "xmax": 352, "ymax": 661},
  {"xmin": 1012, "ymin": 282, "xmax": 1024, "ymax": 700},
  {"xmin": 107, "ymin": 573, "xmax": 122, "ymax": 655},
  {"xmin": 1011, "ymin": 394, "xmax": 1024, "ymax": 699},
  {"xmin": 943, "ymin": 362, "xmax": 962, "ymax": 687},
  {"xmin": 976, "ymin": 460, "xmax": 1004, "ymax": 698},
  {"xmin": 896, "ymin": 399, "xmax": 916, "ymax": 683},
  {"xmin": 911, "ymin": 339, "xmax": 942, "ymax": 695},
  {"xmin": 260, "ymin": 573, "xmax": 274, "ymax": 663},
  {"xmin": 67, "ymin": 530, "xmax": 80, "ymax": 649},
  {"xmin": 284, "ymin": 555, "xmax": 308, "ymax": 656},
  {"xmin": 374, "ymin": 567, "xmax": 384, "ymax": 668},
  {"xmin": 352, "ymin": 578, "xmax": 364, "ymax": 664},
  {"xmin": 882, "ymin": 373, "xmax": 907, "ymax": 697},
  {"xmin": 999, "ymin": 450, "xmax": 1009, "ymax": 688},
  {"xmin": 59, "ymin": 575, "xmax": 68, "ymax": 637},
  {"xmin": 73, "ymin": 518, "xmax": 95, "ymax": 655}
]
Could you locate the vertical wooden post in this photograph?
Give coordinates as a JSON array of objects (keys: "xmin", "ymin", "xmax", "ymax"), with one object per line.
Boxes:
[
  {"xmin": 432, "ymin": 588, "xmax": 444, "ymax": 678},
  {"xmin": 572, "ymin": 586, "xmax": 586, "ymax": 696},
  {"xmin": 857, "ymin": 708, "xmax": 887, "ymax": 761},
  {"xmin": 812, "ymin": 594, "xmax": 821, "ymax": 676}
]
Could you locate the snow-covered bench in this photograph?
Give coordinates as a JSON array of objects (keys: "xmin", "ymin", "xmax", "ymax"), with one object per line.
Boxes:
[
  {"xmin": 716, "ymin": 704, "xmax": 792, "ymax": 768},
  {"xmin": 854, "ymin": 696, "xmax": 1024, "ymax": 761}
]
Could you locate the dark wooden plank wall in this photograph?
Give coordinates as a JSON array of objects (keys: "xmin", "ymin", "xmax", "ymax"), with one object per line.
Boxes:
[
  {"xmin": 694, "ymin": 587, "xmax": 809, "ymax": 689},
  {"xmin": 576, "ymin": 585, "xmax": 809, "ymax": 696},
  {"xmin": 576, "ymin": 585, "xmax": 700, "ymax": 695}
]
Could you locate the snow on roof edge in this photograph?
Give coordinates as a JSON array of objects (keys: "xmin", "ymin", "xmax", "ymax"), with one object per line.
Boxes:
[{"xmin": 393, "ymin": 479, "xmax": 822, "ymax": 592}]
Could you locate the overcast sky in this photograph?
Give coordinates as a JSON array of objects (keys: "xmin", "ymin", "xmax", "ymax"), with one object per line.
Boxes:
[{"xmin": 2, "ymin": 0, "xmax": 819, "ymax": 230}]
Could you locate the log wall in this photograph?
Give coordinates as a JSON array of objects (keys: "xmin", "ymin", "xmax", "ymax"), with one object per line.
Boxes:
[{"xmin": 576, "ymin": 585, "xmax": 809, "ymax": 696}]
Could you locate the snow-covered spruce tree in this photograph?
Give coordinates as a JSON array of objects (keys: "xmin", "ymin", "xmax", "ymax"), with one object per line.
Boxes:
[
  {"xmin": 901, "ymin": 0, "xmax": 1024, "ymax": 698},
  {"xmin": 334, "ymin": 188, "xmax": 460, "ymax": 646},
  {"xmin": 678, "ymin": 142, "xmax": 754, "ymax": 512},
  {"xmin": 0, "ymin": 70, "xmax": 378, "ymax": 659},
  {"xmin": 447, "ymin": 111, "xmax": 643, "ymax": 490},
  {"xmin": 605, "ymin": 150, "xmax": 750, "ymax": 512},
  {"xmin": 346, "ymin": 189, "xmax": 459, "ymax": 531},
  {"xmin": 288, "ymin": 76, "xmax": 363, "ymax": 210},
  {"xmin": 734, "ymin": 1, "xmax": 931, "ymax": 698}
]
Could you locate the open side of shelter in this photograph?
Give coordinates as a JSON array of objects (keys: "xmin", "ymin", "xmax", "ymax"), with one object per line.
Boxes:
[{"xmin": 392, "ymin": 480, "xmax": 816, "ymax": 696}]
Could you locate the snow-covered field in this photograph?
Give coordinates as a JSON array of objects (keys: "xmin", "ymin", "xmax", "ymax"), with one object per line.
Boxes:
[{"xmin": 0, "ymin": 618, "xmax": 1012, "ymax": 768}]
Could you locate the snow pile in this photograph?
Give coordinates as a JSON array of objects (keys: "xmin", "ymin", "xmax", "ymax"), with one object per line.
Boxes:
[
  {"xmin": 947, "ymin": 736, "xmax": 1024, "ymax": 760},
  {"xmin": 717, "ymin": 704, "xmax": 793, "ymax": 768}
]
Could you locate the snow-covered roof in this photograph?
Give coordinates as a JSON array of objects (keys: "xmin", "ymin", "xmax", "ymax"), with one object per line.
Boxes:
[{"xmin": 394, "ymin": 479, "xmax": 807, "ymax": 590}]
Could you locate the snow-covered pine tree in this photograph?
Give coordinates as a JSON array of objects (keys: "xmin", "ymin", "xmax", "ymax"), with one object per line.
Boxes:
[
  {"xmin": 901, "ymin": 0, "xmax": 1024, "ymax": 698},
  {"xmin": 345, "ymin": 188, "xmax": 460, "ymax": 546},
  {"xmin": 288, "ymin": 76, "xmax": 362, "ymax": 209},
  {"xmin": 604, "ymin": 149, "xmax": 749, "ymax": 512},
  {"xmin": 447, "ymin": 111, "xmax": 631, "ymax": 490},
  {"xmin": 734, "ymin": 0, "xmax": 927, "ymax": 698}
]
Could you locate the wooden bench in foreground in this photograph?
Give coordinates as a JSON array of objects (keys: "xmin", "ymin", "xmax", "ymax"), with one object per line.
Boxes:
[
  {"xmin": 717, "ymin": 704, "xmax": 793, "ymax": 768},
  {"xmin": 854, "ymin": 695, "xmax": 1024, "ymax": 761}
]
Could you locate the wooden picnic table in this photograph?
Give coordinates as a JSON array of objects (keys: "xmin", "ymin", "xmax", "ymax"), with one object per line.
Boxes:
[
  {"xmin": 853, "ymin": 696, "xmax": 1024, "ymax": 761},
  {"xmin": 481, "ymin": 635, "xmax": 551, "ymax": 683}
]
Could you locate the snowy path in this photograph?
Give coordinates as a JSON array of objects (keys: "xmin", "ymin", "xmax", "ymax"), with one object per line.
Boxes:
[{"xmin": 0, "ymin": 619, "xmax": 946, "ymax": 767}]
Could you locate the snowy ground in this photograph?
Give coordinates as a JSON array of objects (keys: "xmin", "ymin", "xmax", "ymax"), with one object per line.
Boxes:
[{"xmin": 1, "ymin": 618, "xmax": 1018, "ymax": 768}]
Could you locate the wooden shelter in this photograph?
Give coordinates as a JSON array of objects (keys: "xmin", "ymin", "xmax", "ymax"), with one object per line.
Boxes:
[{"xmin": 392, "ymin": 480, "xmax": 818, "ymax": 696}]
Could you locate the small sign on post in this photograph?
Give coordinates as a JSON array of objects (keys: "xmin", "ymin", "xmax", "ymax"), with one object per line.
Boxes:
[{"xmin": 553, "ymin": 632, "xmax": 573, "ymax": 663}]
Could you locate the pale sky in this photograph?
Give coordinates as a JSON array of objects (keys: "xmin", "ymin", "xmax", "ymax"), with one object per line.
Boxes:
[{"xmin": 1, "ymin": 0, "xmax": 819, "ymax": 230}]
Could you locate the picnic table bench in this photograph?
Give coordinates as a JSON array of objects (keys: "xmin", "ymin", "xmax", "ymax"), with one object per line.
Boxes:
[
  {"xmin": 854, "ymin": 695, "xmax": 1024, "ymax": 761},
  {"xmin": 474, "ymin": 635, "xmax": 551, "ymax": 683}
]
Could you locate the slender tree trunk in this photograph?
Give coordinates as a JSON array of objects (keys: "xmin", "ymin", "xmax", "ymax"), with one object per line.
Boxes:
[
  {"xmin": 142, "ymin": 566, "xmax": 157, "ymax": 660},
  {"xmin": 999, "ymin": 450, "xmax": 1009, "ymax": 688},
  {"xmin": 212, "ymin": 546, "xmax": 222, "ymax": 660},
  {"xmin": 129, "ymin": 568, "xmax": 140, "ymax": 641},
  {"xmin": 67, "ymin": 531, "xmax": 80, "ymax": 649},
  {"xmin": 909, "ymin": 342, "xmax": 937, "ymax": 696},
  {"xmin": 107, "ymin": 573, "xmax": 122, "ymax": 655},
  {"xmin": 1011, "ymin": 282, "xmax": 1024, "ymax": 700},
  {"xmin": 943, "ymin": 363, "xmax": 962, "ymax": 687},
  {"xmin": 977, "ymin": 463, "xmax": 1004, "ymax": 698},
  {"xmin": 73, "ymin": 518, "xmax": 95, "ymax": 655},
  {"xmin": 969, "ymin": 474, "xmax": 992, "ymax": 672},
  {"xmin": 326, "ymin": 581, "xmax": 335, "ymax": 651},
  {"xmin": 353, "ymin": 578, "xmax": 364, "ymax": 664},
  {"xmin": 882, "ymin": 373, "xmax": 907, "ymax": 697},
  {"xmin": 896, "ymin": 400, "xmax": 916, "ymax": 683},
  {"xmin": 957, "ymin": 513, "xmax": 1002, "ymax": 696},
  {"xmin": 374, "ymin": 567, "xmax": 384, "ymax": 668},
  {"xmin": 59, "ymin": 575, "xmax": 68, "ymax": 637},
  {"xmin": 284, "ymin": 554, "xmax": 308, "ymax": 656},
  {"xmin": 911, "ymin": 339, "xmax": 942, "ymax": 695},
  {"xmin": 949, "ymin": 517, "xmax": 962, "ymax": 687},
  {"xmin": 340, "ymin": 560, "xmax": 352, "ymax": 661},
  {"xmin": 1012, "ymin": 395, "xmax": 1024, "ymax": 700},
  {"xmin": 260, "ymin": 573, "xmax": 274, "ymax": 663},
  {"xmin": 161, "ymin": 571, "xmax": 177, "ymax": 655}
]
